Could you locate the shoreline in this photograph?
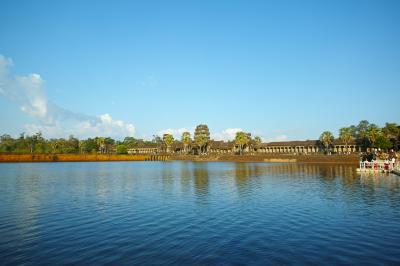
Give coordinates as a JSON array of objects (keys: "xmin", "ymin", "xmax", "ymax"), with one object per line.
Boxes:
[
  {"xmin": 0, "ymin": 153, "xmax": 359, "ymax": 165},
  {"xmin": 0, "ymin": 154, "xmax": 168, "ymax": 163}
]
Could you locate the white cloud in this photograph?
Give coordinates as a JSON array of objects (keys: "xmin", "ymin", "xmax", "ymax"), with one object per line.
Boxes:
[
  {"xmin": 24, "ymin": 113, "xmax": 136, "ymax": 139},
  {"xmin": 211, "ymin": 128, "xmax": 243, "ymax": 141},
  {"xmin": 0, "ymin": 54, "xmax": 136, "ymax": 139},
  {"xmin": 0, "ymin": 56, "xmax": 48, "ymax": 121},
  {"xmin": 157, "ymin": 127, "xmax": 193, "ymax": 139}
]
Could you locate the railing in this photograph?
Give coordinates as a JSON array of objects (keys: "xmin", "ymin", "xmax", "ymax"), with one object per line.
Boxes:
[{"xmin": 359, "ymin": 160, "xmax": 396, "ymax": 172}]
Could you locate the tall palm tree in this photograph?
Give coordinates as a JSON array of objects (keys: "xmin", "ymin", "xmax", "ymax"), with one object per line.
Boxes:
[
  {"xmin": 96, "ymin": 137, "xmax": 105, "ymax": 154},
  {"xmin": 235, "ymin": 131, "xmax": 250, "ymax": 155},
  {"xmin": 366, "ymin": 124, "xmax": 381, "ymax": 148},
  {"xmin": 50, "ymin": 139, "xmax": 59, "ymax": 154},
  {"xmin": 339, "ymin": 127, "xmax": 353, "ymax": 154},
  {"xmin": 163, "ymin": 134, "xmax": 174, "ymax": 153},
  {"xmin": 319, "ymin": 131, "xmax": 334, "ymax": 154},
  {"xmin": 181, "ymin": 132, "xmax": 191, "ymax": 154},
  {"xmin": 253, "ymin": 136, "xmax": 262, "ymax": 154},
  {"xmin": 78, "ymin": 140, "xmax": 85, "ymax": 154}
]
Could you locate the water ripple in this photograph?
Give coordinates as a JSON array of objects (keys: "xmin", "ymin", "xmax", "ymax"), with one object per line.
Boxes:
[{"xmin": 0, "ymin": 161, "xmax": 399, "ymax": 265}]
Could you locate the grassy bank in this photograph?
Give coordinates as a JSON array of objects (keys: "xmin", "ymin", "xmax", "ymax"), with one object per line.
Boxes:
[{"xmin": 0, "ymin": 153, "xmax": 167, "ymax": 162}]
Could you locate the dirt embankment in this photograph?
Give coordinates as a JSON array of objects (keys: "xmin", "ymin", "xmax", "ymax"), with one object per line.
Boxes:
[
  {"xmin": 0, "ymin": 153, "xmax": 359, "ymax": 164},
  {"xmin": 0, "ymin": 154, "xmax": 167, "ymax": 163}
]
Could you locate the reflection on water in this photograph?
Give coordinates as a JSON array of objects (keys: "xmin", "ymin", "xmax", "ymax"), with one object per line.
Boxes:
[
  {"xmin": 193, "ymin": 166, "xmax": 209, "ymax": 199},
  {"xmin": 1, "ymin": 161, "xmax": 400, "ymax": 265}
]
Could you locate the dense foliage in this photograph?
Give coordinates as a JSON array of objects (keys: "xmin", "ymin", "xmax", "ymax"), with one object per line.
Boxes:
[
  {"xmin": 0, "ymin": 133, "xmax": 161, "ymax": 154},
  {"xmin": 320, "ymin": 121, "xmax": 400, "ymax": 151},
  {"xmin": 1, "ymin": 121, "xmax": 398, "ymax": 154}
]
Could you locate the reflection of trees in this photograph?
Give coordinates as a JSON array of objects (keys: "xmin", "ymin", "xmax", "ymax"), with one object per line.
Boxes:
[
  {"xmin": 262, "ymin": 163, "xmax": 359, "ymax": 186},
  {"xmin": 193, "ymin": 165, "xmax": 209, "ymax": 200},
  {"xmin": 161, "ymin": 163, "xmax": 174, "ymax": 192},
  {"xmin": 233, "ymin": 163, "xmax": 262, "ymax": 197},
  {"xmin": 180, "ymin": 162, "xmax": 192, "ymax": 193}
]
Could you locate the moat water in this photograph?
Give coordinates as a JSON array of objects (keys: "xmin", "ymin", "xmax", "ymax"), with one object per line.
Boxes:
[{"xmin": 0, "ymin": 161, "xmax": 400, "ymax": 265}]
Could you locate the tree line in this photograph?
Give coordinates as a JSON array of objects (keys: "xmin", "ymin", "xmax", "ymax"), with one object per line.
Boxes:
[
  {"xmin": 319, "ymin": 121, "xmax": 399, "ymax": 153},
  {"xmin": 1, "ymin": 121, "xmax": 398, "ymax": 155},
  {"xmin": 0, "ymin": 132, "xmax": 160, "ymax": 154}
]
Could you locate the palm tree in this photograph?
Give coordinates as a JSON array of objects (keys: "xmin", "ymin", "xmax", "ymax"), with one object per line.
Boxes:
[
  {"xmin": 235, "ymin": 131, "xmax": 250, "ymax": 155},
  {"xmin": 96, "ymin": 137, "xmax": 105, "ymax": 154},
  {"xmin": 78, "ymin": 140, "xmax": 85, "ymax": 154},
  {"xmin": 50, "ymin": 139, "xmax": 60, "ymax": 154},
  {"xmin": 181, "ymin": 132, "xmax": 191, "ymax": 154},
  {"xmin": 339, "ymin": 127, "xmax": 353, "ymax": 154},
  {"xmin": 366, "ymin": 124, "xmax": 381, "ymax": 148},
  {"xmin": 252, "ymin": 136, "xmax": 262, "ymax": 154},
  {"xmin": 319, "ymin": 131, "xmax": 334, "ymax": 154},
  {"xmin": 163, "ymin": 134, "xmax": 174, "ymax": 153}
]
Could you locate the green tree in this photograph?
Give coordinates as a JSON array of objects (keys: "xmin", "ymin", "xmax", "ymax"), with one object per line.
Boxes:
[
  {"xmin": 35, "ymin": 132, "xmax": 48, "ymax": 153},
  {"xmin": 355, "ymin": 120, "xmax": 370, "ymax": 149},
  {"xmin": 49, "ymin": 139, "xmax": 60, "ymax": 153},
  {"xmin": 339, "ymin": 127, "xmax": 353, "ymax": 154},
  {"xmin": 25, "ymin": 132, "xmax": 44, "ymax": 153},
  {"xmin": 14, "ymin": 133, "xmax": 28, "ymax": 153},
  {"xmin": 375, "ymin": 135, "xmax": 393, "ymax": 150},
  {"xmin": 235, "ymin": 131, "xmax": 250, "ymax": 155},
  {"xmin": 366, "ymin": 124, "xmax": 381, "ymax": 147},
  {"xmin": 85, "ymin": 138, "xmax": 98, "ymax": 153},
  {"xmin": 194, "ymin": 124, "xmax": 210, "ymax": 154},
  {"xmin": 78, "ymin": 140, "xmax": 85, "ymax": 154},
  {"xmin": 319, "ymin": 131, "xmax": 334, "ymax": 154},
  {"xmin": 163, "ymin": 134, "xmax": 174, "ymax": 153},
  {"xmin": 0, "ymin": 134, "xmax": 15, "ymax": 152},
  {"xmin": 253, "ymin": 136, "xmax": 262, "ymax": 153},
  {"xmin": 181, "ymin": 132, "xmax": 191, "ymax": 154},
  {"xmin": 254, "ymin": 136, "xmax": 262, "ymax": 145},
  {"xmin": 382, "ymin": 122, "xmax": 400, "ymax": 150},
  {"xmin": 123, "ymin": 137, "xmax": 138, "ymax": 148},
  {"xmin": 64, "ymin": 135, "xmax": 79, "ymax": 153},
  {"xmin": 116, "ymin": 144, "xmax": 128, "ymax": 154},
  {"xmin": 104, "ymin": 137, "xmax": 115, "ymax": 154},
  {"xmin": 356, "ymin": 120, "xmax": 370, "ymax": 138},
  {"xmin": 96, "ymin": 137, "xmax": 106, "ymax": 154}
]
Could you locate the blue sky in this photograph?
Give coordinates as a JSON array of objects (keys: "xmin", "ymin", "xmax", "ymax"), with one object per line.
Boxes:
[{"xmin": 1, "ymin": 0, "xmax": 399, "ymax": 141}]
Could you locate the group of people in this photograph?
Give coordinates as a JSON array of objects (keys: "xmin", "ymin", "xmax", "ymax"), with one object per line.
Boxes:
[{"xmin": 361, "ymin": 148, "xmax": 398, "ymax": 170}]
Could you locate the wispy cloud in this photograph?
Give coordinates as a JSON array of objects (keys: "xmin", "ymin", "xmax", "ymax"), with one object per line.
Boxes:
[{"xmin": 0, "ymin": 54, "xmax": 135, "ymax": 139}]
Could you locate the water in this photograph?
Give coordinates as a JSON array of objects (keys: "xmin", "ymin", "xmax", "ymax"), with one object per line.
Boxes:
[{"xmin": 0, "ymin": 161, "xmax": 400, "ymax": 265}]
